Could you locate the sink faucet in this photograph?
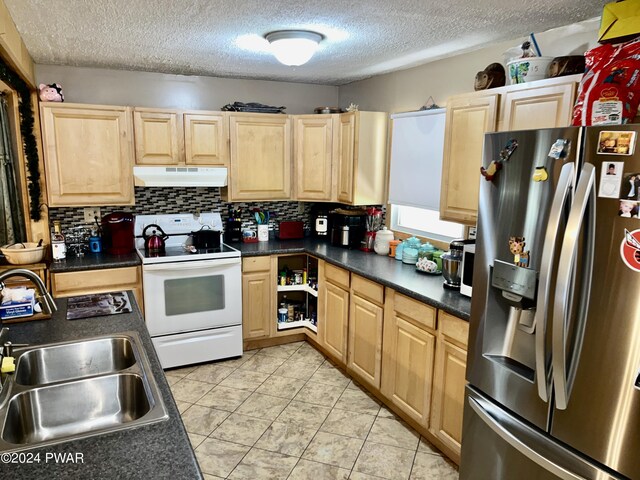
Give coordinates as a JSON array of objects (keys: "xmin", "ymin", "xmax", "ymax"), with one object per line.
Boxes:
[
  {"xmin": 0, "ymin": 268, "xmax": 57, "ymax": 315},
  {"xmin": 0, "ymin": 327, "xmax": 9, "ymax": 395}
]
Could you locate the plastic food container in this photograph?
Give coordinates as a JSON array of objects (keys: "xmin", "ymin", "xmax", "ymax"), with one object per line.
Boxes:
[
  {"xmin": 507, "ymin": 57, "xmax": 553, "ymax": 84},
  {"xmin": 0, "ymin": 242, "xmax": 45, "ymax": 265}
]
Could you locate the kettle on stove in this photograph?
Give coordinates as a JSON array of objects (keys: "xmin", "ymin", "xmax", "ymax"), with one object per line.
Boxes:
[{"xmin": 142, "ymin": 224, "xmax": 168, "ymax": 254}]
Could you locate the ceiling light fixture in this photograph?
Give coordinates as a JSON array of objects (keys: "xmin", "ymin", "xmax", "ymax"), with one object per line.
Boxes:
[{"xmin": 264, "ymin": 30, "xmax": 323, "ymax": 66}]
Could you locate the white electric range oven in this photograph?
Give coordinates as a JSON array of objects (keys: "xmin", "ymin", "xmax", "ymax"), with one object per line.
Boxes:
[{"xmin": 135, "ymin": 213, "xmax": 242, "ymax": 368}]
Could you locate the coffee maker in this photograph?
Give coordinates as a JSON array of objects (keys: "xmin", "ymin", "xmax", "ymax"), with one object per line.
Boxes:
[
  {"xmin": 101, "ymin": 212, "xmax": 134, "ymax": 254},
  {"xmin": 329, "ymin": 210, "xmax": 366, "ymax": 249}
]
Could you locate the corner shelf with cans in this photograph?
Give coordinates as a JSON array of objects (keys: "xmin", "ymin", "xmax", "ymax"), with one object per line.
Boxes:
[{"xmin": 276, "ymin": 255, "xmax": 319, "ymax": 334}]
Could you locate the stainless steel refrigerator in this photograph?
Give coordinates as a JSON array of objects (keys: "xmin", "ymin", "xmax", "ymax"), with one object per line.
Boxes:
[{"xmin": 460, "ymin": 125, "xmax": 640, "ymax": 480}]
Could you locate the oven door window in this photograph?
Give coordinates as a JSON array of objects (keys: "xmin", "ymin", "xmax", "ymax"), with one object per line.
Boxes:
[{"xmin": 164, "ymin": 275, "xmax": 225, "ymax": 316}]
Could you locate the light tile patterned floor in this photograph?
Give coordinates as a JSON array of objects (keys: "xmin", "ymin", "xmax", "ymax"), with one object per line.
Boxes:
[{"xmin": 168, "ymin": 341, "xmax": 459, "ymax": 480}]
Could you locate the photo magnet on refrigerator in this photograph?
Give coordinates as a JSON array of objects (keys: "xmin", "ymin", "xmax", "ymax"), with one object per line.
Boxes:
[
  {"xmin": 548, "ymin": 139, "xmax": 571, "ymax": 159},
  {"xmin": 620, "ymin": 229, "xmax": 640, "ymax": 272},
  {"xmin": 620, "ymin": 172, "xmax": 640, "ymax": 201},
  {"xmin": 598, "ymin": 161, "xmax": 624, "ymax": 198},
  {"xmin": 597, "ymin": 131, "xmax": 636, "ymax": 156},
  {"xmin": 618, "ymin": 200, "xmax": 639, "ymax": 218}
]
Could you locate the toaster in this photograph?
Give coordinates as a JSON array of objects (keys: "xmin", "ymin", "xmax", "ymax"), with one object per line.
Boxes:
[{"xmin": 278, "ymin": 221, "xmax": 304, "ymax": 239}]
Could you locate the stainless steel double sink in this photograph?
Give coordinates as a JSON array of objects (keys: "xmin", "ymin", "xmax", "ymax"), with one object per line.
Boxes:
[{"xmin": 0, "ymin": 332, "xmax": 168, "ymax": 452}]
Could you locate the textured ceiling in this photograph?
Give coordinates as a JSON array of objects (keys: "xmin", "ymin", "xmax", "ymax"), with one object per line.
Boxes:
[{"xmin": 5, "ymin": 0, "xmax": 604, "ymax": 85}]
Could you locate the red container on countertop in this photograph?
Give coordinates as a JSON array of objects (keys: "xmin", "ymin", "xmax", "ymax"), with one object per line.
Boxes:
[
  {"xmin": 101, "ymin": 212, "xmax": 134, "ymax": 255},
  {"xmin": 277, "ymin": 221, "xmax": 304, "ymax": 239}
]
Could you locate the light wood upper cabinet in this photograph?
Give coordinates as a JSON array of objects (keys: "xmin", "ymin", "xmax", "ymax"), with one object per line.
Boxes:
[
  {"xmin": 501, "ymin": 82, "xmax": 577, "ymax": 131},
  {"xmin": 336, "ymin": 111, "xmax": 388, "ymax": 205},
  {"xmin": 0, "ymin": 1, "xmax": 35, "ymax": 85},
  {"xmin": 440, "ymin": 76, "xmax": 582, "ymax": 225},
  {"xmin": 348, "ymin": 275, "xmax": 384, "ymax": 389},
  {"xmin": 226, "ymin": 113, "xmax": 291, "ymax": 201},
  {"xmin": 337, "ymin": 112, "xmax": 356, "ymax": 203},
  {"xmin": 184, "ymin": 112, "xmax": 228, "ymax": 166},
  {"xmin": 294, "ymin": 115, "xmax": 335, "ymax": 201},
  {"xmin": 430, "ymin": 311, "xmax": 469, "ymax": 463},
  {"xmin": 242, "ymin": 256, "xmax": 274, "ymax": 340},
  {"xmin": 440, "ymin": 93, "xmax": 499, "ymax": 225},
  {"xmin": 40, "ymin": 103, "xmax": 135, "ymax": 207},
  {"xmin": 382, "ymin": 290, "xmax": 437, "ymax": 428},
  {"xmin": 318, "ymin": 261, "xmax": 350, "ymax": 365},
  {"xmin": 133, "ymin": 108, "xmax": 182, "ymax": 165}
]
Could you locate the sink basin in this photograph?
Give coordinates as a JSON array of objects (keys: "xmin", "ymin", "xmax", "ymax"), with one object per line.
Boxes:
[
  {"xmin": 2, "ymin": 373, "xmax": 151, "ymax": 445},
  {"xmin": 15, "ymin": 336, "xmax": 137, "ymax": 385},
  {"xmin": 0, "ymin": 332, "xmax": 168, "ymax": 452}
]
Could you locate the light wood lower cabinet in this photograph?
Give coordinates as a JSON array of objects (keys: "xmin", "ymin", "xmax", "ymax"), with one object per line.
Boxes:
[
  {"xmin": 51, "ymin": 266, "xmax": 143, "ymax": 313},
  {"xmin": 348, "ymin": 275, "xmax": 384, "ymax": 389},
  {"xmin": 381, "ymin": 290, "xmax": 437, "ymax": 427},
  {"xmin": 238, "ymin": 254, "xmax": 471, "ymax": 466},
  {"xmin": 318, "ymin": 261, "xmax": 350, "ymax": 365},
  {"xmin": 241, "ymin": 256, "xmax": 273, "ymax": 340},
  {"xmin": 429, "ymin": 311, "xmax": 469, "ymax": 461}
]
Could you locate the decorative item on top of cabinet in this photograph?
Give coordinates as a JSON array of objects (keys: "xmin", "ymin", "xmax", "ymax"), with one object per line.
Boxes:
[
  {"xmin": 223, "ymin": 112, "xmax": 291, "ymax": 201},
  {"xmin": 347, "ymin": 274, "xmax": 384, "ymax": 389},
  {"xmin": 40, "ymin": 103, "xmax": 135, "ymax": 207},
  {"xmin": 336, "ymin": 111, "xmax": 388, "ymax": 205},
  {"xmin": 133, "ymin": 108, "xmax": 182, "ymax": 165},
  {"xmin": 429, "ymin": 311, "xmax": 469, "ymax": 463},
  {"xmin": 474, "ymin": 63, "xmax": 506, "ymax": 91},
  {"xmin": 440, "ymin": 93, "xmax": 499, "ymax": 225},
  {"xmin": 294, "ymin": 114, "xmax": 335, "ymax": 201},
  {"xmin": 381, "ymin": 290, "xmax": 437, "ymax": 428},
  {"xmin": 317, "ymin": 261, "xmax": 350, "ymax": 365}
]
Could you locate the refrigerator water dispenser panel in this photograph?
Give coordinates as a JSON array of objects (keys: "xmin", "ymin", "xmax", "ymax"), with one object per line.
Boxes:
[{"xmin": 492, "ymin": 260, "xmax": 537, "ymax": 301}]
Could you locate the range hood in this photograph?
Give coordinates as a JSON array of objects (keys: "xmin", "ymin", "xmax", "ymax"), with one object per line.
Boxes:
[{"xmin": 133, "ymin": 166, "xmax": 227, "ymax": 187}]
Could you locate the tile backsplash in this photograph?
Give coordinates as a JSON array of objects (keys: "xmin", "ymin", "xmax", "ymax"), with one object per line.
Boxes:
[{"xmin": 48, "ymin": 187, "xmax": 313, "ymax": 233}]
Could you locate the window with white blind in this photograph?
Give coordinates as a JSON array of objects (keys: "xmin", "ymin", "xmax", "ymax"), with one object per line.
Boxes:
[{"xmin": 388, "ymin": 108, "xmax": 464, "ymax": 241}]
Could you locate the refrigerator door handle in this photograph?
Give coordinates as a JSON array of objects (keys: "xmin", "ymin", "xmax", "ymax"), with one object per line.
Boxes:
[
  {"xmin": 468, "ymin": 395, "xmax": 589, "ymax": 480},
  {"xmin": 535, "ymin": 162, "xmax": 575, "ymax": 402},
  {"xmin": 552, "ymin": 163, "xmax": 596, "ymax": 410}
]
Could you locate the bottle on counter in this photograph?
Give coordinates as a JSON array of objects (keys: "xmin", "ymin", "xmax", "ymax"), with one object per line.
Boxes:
[{"xmin": 52, "ymin": 221, "xmax": 66, "ymax": 262}]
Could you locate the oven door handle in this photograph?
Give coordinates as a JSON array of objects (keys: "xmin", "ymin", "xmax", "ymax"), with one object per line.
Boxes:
[{"xmin": 143, "ymin": 257, "xmax": 240, "ymax": 271}]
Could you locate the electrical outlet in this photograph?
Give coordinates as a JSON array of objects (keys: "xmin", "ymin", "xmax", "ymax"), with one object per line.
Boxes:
[{"xmin": 83, "ymin": 207, "xmax": 101, "ymax": 224}]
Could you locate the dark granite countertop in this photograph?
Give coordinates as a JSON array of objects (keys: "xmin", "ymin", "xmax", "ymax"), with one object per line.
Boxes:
[
  {"xmin": 48, "ymin": 252, "xmax": 141, "ymax": 273},
  {"xmin": 231, "ymin": 238, "xmax": 471, "ymax": 320},
  {"xmin": 1, "ymin": 293, "xmax": 202, "ymax": 479}
]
